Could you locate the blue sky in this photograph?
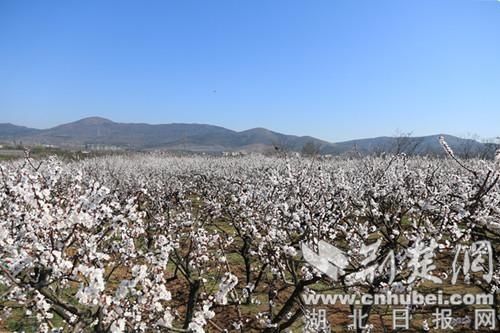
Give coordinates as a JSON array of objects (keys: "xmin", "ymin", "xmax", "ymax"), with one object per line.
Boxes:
[{"xmin": 1, "ymin": 0, "xmax": 499, "ymax": 142}]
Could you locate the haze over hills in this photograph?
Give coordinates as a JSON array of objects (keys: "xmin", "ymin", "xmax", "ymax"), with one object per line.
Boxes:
[{"xmin": 0, "ymin": 117, "xmax": 497, "ymax": 157}]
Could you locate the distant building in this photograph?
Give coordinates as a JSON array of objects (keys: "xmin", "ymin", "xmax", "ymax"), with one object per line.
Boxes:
[
  {"xmin": 85, "ymin": 143, "xmax": 123, "ymax": 151},
  {"xmin": 222, "ymin": 151, "xmax": 246, "ymax": 157}
]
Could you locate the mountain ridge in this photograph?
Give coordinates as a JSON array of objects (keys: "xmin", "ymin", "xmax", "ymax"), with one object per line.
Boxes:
[{"xmin": 0, "ymin": 117, "xmax": 497, "ymax": 157}]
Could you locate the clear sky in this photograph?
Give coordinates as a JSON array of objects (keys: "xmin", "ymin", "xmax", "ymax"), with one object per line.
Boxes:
[{"xmin": 1, "ymin": 0, "xmax": 499, "ymax": 142}]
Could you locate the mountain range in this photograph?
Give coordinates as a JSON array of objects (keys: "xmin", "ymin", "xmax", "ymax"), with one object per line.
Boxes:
[{"xmin": 0, "ymin": 117, "xmax": 496, "ymax": 157}]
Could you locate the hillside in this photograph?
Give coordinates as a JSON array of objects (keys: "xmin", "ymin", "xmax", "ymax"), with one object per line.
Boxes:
[{"xmin": 0, "ymin": 117, "xmax": 496, "ymax": 157}]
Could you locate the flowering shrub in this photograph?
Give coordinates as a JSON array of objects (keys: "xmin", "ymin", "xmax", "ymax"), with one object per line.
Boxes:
[{"xmin": 0, "ymin": 150, "xmax": 499, "ymax": 332}]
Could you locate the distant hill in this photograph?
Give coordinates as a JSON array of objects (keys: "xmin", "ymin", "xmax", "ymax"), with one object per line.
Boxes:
[
  {"xmin": 0, "ymin": 123, "xmax": 40, "ymax": 138},
  {"xmin": 0, "ymin": 117, "xmax": 496, "ymax": 157},
  {"xmin": 324, "ymin": 134, "xmax": 490, "ymax": 157}
]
